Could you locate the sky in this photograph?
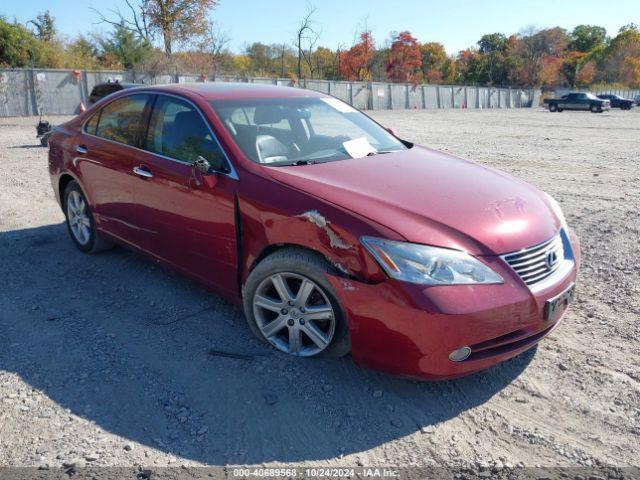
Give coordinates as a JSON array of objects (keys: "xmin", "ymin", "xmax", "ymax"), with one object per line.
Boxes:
[{"xmin": 2, "ymin": 0, "xmax": 638, "ymax": 54}]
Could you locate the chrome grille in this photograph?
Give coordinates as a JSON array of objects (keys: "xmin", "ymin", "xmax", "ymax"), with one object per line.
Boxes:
[{"xmin": 502, "ymin": 233, "xmax": 564, "ymax": 286}]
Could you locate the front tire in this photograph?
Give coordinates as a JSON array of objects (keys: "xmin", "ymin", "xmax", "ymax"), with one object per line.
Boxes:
[
  {"xmin": 63, "ymin": 181, "xmax": 113, "ymax": 253},
  {"xmin": 243, "ymin": 248, "xmax": 350, "ymax": 358},
  {"xmin": 590, "ymin": 104, "xmax": 601, "ymax": 113},
  {"xmin": 548, "ymin": 104, "xmax": 557, "ymax": 112}
]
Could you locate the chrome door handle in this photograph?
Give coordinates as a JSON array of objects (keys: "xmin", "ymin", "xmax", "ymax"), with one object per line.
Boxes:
[
  {"xmin": 76, "ymin": 145, "xmax": 87, "ymax": 154},
  {"xmin": 133, "ymin": 166, "xmax": 153, "ymax": 178}
]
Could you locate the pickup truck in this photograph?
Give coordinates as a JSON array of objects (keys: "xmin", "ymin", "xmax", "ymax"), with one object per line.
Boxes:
[{"xmin": 543, "ymin": 92, "xmax": 610, "ymax": 113}]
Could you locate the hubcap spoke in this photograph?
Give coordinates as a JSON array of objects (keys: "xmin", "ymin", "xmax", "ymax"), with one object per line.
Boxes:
[
  {"xmin": 261, "ymin": 315, "xmax": 288, "ymax": 337},
  {"xmin": 254, "ymin": 295, "xmax": 283, "ymax": 313},
  {"xmin": 295, "ymin": 279, "xmax": 315, "ymax": 306},
  {"xmin": 81, "ymin": 225, "xmax": 90, "ymax": 242},
  {"xmin": 302, "ymin": 322, "xmax": 329, "ymax": 349},
  {"xmin": 288, "ymin": 327, "xmax": 302, "ymax": 354},
  {"xmin": 270, "ymin": 274, "xmax": 294, "ymax": 303},
  {"xmin": 304, "ymin": 305, "xmax": 333, "ymax": 321}
]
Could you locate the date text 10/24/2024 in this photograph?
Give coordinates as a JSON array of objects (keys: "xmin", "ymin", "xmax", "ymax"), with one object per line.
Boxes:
[{"xmin": 232, "ymin": 468, "xmax": 399, "ymax": 478}]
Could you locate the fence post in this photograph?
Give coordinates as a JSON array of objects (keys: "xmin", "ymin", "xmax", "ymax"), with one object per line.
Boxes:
[
  {"xmin": 464, "ymin": 86, "xmax": 468, "ymax": 109},
  {"xmin": 436, "ymin": 85, "xmax": 441, "ymax": 109},
  {"xmin": 421, "ymin": 85, "xmax": 426, "ymax": 109},
  {"xmin": 451, "ymin": 87, "xmax": 455, "ymax": 108},
  {"xmin": 28, "ymin": 69, "xmax": 39, "ymax": 116},
  {"xmin": 81, "ymin": 71, "xmax": 90, "ymax": 104},
  {"xmin": 348, "ymin": 82, "xmax": 353, "ymax": 105}
]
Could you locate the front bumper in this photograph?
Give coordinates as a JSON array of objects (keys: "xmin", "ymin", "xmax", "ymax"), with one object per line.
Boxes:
[{"xmin": 329, "ymin": 229, "xmax": 581, "ymax": 380}]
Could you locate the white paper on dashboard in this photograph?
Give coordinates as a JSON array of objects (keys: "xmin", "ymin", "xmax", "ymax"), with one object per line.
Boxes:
[
  {"xmin": 343, "ymin": 136, "xmax": 376, "ymax": 159},
  {"xmin": 321, "ymin": 97, "xmax": 358, "ymax": 113}
]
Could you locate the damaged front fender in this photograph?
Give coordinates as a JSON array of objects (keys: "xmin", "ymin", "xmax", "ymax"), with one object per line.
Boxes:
[{"xmin": 236, "ymin": 183, "xmax": 401, "ymax": 286}]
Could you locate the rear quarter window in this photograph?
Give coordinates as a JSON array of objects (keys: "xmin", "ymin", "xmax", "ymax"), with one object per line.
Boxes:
[
  {"xmin": 94, "ymin": 94, "xmax": 150, "ymax": 146},
  {"xmin": 84, "ymin": 110, "xmax": 100, "ymax": 135}
]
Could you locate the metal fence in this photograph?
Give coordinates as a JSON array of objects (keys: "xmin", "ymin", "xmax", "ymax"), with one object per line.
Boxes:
[{"xmin": 0, "ymin": 68, "xmax": 539, "ymax": 117}]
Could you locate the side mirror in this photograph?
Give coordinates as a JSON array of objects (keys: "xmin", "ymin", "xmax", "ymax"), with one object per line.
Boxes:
[
  {"xmin": 386, "ymin": 127, "xmax": 399, "ymax": 137},
  {"xmin": 194, "ymin": 156, "xmax": 212, "ymax": 174}
]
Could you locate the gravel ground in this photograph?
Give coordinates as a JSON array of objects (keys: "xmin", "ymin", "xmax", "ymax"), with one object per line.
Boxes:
[{"xmin": 0, "ymin": 109, "xmax": 638, "ymax": 474}]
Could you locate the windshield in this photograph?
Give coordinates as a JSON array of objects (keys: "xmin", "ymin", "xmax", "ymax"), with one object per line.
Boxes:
[
  {"xmin": 586, "ymin": 93, "xmax": 600, "ymax": 100},
  {"xmin": 209, "ymin": 97, "xmax": 406, "ymax": 166}
]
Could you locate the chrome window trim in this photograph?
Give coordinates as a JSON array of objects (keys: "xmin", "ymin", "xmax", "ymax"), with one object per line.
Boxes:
[{"xmin": 81, "ymin": 90, "xmax": 239, "ymax": 181}]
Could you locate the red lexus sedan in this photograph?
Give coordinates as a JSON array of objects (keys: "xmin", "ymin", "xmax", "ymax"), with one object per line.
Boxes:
[{"xmin": 48, "ymin": 83, "xmax": 580, "ymax": 380}]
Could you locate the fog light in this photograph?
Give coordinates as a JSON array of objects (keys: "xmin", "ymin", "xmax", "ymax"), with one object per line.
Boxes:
[{"xmin": 449, "ymin": 347, "xmax": 471, "ymax": 362}]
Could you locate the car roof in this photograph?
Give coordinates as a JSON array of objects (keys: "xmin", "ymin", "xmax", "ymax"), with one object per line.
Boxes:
[
  {"xmin": 92, "ymin": 81, "xmax": 140, "ymax": 89},
  {"xmin": 132, "ymin": 82, "xmax": 326, "ymax": 101}
]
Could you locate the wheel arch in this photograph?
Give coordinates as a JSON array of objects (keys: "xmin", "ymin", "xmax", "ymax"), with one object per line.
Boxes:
[
  {"xmin": 58, "ymin": 173, "xmax": 76, "ymax": 205},
  {"xmin": 248, "ymin": 243, "xmax": 339, "ymax": 279}
]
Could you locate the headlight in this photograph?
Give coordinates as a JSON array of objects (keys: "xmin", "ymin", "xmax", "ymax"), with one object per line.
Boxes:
[
  {"xmin": 543, "ymin": 192, "xmax": 568, "ymax": 230},
  {"xmin": 361, "ymin": 237, "xmax": 503, "ymax": 285}
]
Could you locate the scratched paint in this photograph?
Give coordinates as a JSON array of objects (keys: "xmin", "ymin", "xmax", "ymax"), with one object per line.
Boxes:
[{"xmin": 297, "ymin": 210, "xmax": 353, "ymax": 250}]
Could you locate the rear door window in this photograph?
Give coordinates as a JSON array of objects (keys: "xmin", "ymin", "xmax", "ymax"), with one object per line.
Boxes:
[
  {"xmin": 144, "ymin": 95, "xmax": 228, "ymax": 172},
  {"xmin": 94, "ymin": 94, "xmax": 151, "ymax": 146}
]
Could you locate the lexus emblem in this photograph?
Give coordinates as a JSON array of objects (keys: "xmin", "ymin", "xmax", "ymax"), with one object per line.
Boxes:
[{"xmin": 545, "ymin": 251, "xmax": 558, "ymax": 269}]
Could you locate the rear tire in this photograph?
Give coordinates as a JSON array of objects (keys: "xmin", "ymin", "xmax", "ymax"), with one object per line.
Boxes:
[
  {"xmin": 243, "ymin": 247, "xmax": 350, "ymax": 358},
  {"xmin": 63, "ymin": 181, "xmax": 113, "ymax": 254},
  {"xmin": 548, "ymin": 104, "xmax": 557, "ymax": 112}
]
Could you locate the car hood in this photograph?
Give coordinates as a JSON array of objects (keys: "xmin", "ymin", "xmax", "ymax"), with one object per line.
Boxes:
[{"xmin": 266, "ymin": 146, "xmax": 560, "ymax": 255}]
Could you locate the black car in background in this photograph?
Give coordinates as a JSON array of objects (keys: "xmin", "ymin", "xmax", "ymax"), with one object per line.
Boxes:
[
  {"xmin": 544, "ymin": 92, "xmax": 611, "ymax": 113},
  {"xmin": 597, "ymin": 94, "xmax": 634, "ymax": 110},
  {"xmin": 88, "ymin": 81, "xmax": 140, "ymax": 105}
]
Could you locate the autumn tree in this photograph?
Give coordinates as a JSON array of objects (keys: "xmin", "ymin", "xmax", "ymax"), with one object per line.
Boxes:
[
  {"xmin": 339, "ymin": 31, "xmax": 375, "ymax": 81},
  {"xmin": 95, "ymin": 0, "xmax": 218, "ymax": 56},
  {"xmin": 420, "ymin": 42, "xmax": 446, "ymax": 83},
  {"xmin": 511, "ymin": 27, "xmax": 569, "ymax": 86},
  {"xmin": 574, "ymin": 60, "xmax": 596, "ymax": 86},
  {"xmin": 386, "ymin": 31, "xmax": 422, "ymax": 83},
  {"xmin": 601, "ymin": 24, "xmax": 640, "ymax": 86},
  {"xmin": 455, "ymin": 48, "xmax": 483, "ymax": 84}
]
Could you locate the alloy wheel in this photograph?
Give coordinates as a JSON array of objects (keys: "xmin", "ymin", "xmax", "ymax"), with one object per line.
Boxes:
[
  {"xmin": 253, "ymin": 272, "xmax": 336, "ymax": 356},
  {"xmin": 66, "ymin": 190, "xmax": 91, "ymax": 246}
]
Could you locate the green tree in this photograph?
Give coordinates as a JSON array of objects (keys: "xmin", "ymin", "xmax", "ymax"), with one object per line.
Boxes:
[
  {"xmin": 477, "ymin": 33, "xmax": 510, "ymax": 85},
  {"xmin": 0, "ymin": 16, "xmax": 39, "ymax": 67},
  {"xmin": 100, "ymin": 22, "xmax": 152, "ymax": 69},
  {"xmin": 28, "ymin": 11, "xmax": 56, "ymax": 42},
  {"xmin": 569, "ymin": 25, "xmax": 607, "ymax": 53}
]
